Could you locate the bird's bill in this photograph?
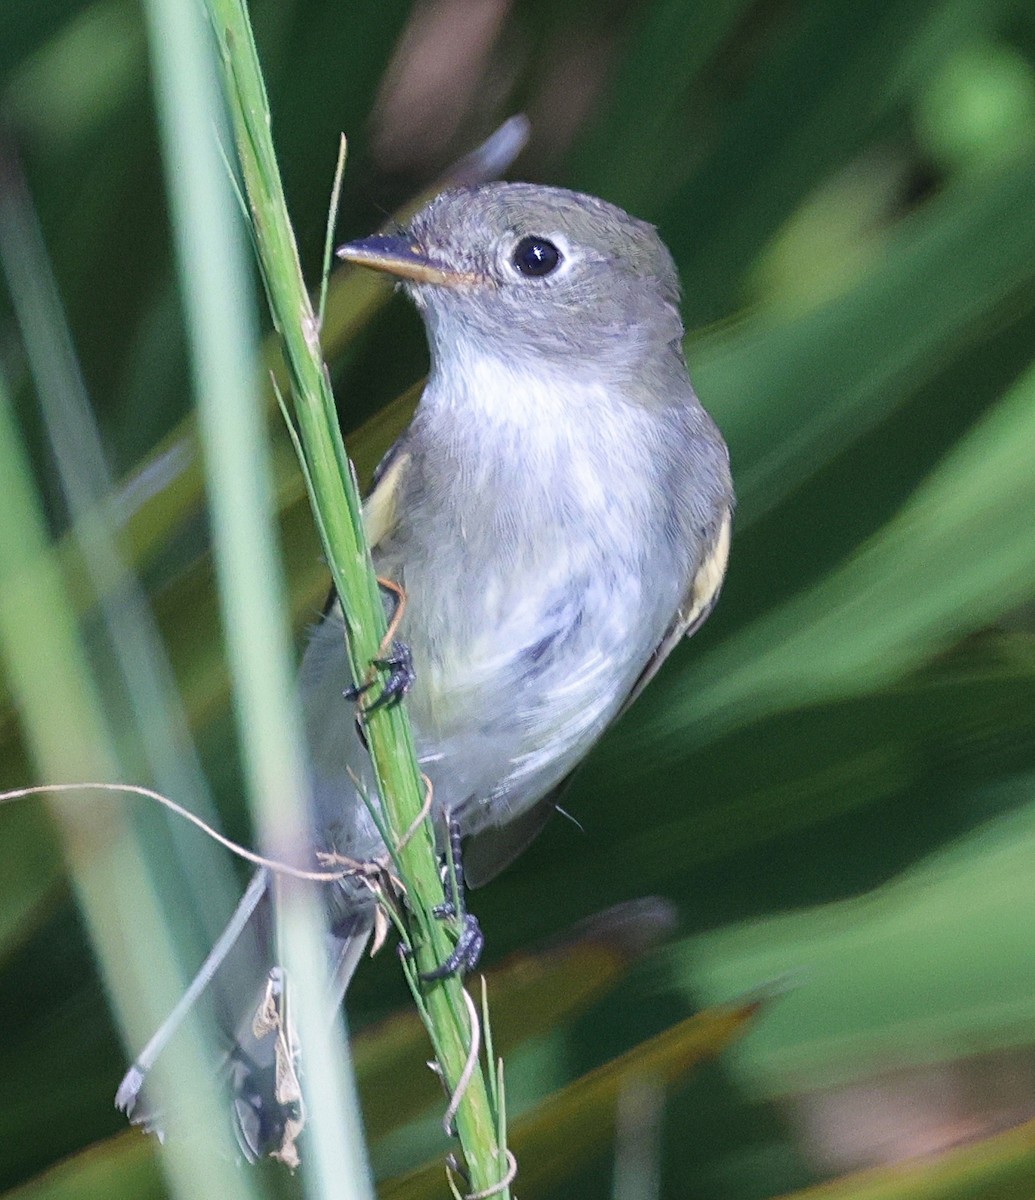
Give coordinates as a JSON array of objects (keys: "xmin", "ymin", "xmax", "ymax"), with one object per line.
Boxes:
[{"xmin": 336, "ymin": 234, "xmax": 481, "ymax": 286}]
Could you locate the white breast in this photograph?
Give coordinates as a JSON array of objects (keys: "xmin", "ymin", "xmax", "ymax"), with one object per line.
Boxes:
[{"xmin": 390, "ymin": 351, "xmax": 686, "ymax": 831}]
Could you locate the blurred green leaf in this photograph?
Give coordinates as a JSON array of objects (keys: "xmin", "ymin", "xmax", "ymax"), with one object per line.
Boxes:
[
  {"xmin": 682, "ymin": 788, "xmax": 1035, "ymax": 1094},
  {"xmin": 777, "ymin": 1115, "xmax": 1035, "ymax": 1200},
  {"xmin": 0, "ymin": 1134, "xmax": 160, "ymax": 1200},
  {"xmin": 382, "ymin": 1001, "xmax": 761, "ymax": 1200},
  {"xmin": 0, "ymin": 0, "xmax": 96, "ymax": 83},
  {"xmin": 0, "ymin": 782, "xmax": 61, "ymax": 967},
  {"xmin": 694, "ymin": 154, "xmax": 1035, "ymax": 527},
  {"xmin": 3, "ymin": 0, "xmax": 145, "ymax": 149},
  {"xmin": 675, "ymin": 351, "xmax": 1035, "ymax": 736},
  {"xmin": 658, "ymin": 0, "xmax": 945, "ymax": 323},
  {"xmin": 570, "ymin": 0, "xmax": 755, "ymax": 210}
]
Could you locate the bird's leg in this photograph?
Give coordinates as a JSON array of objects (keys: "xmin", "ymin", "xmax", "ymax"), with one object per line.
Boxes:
[
  {"xmin": 420, "ymin": 816, "xmax": 485, "ymax": 981},
  {"xmin": 344, "ymin": 578, "xmax": 415, "ymax": 711},
  {"xmin": 344, "ymin": 641, "xmax": 414, "ymax": 709},
  {"xmin": 370, "ymin": 640, "xmax": 416, "ymax": 710}
]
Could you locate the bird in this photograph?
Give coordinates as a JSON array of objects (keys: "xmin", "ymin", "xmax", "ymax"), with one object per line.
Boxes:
[{"xmin": 117, "ymin": 181, "xmax": 733, "ymax": 1160}]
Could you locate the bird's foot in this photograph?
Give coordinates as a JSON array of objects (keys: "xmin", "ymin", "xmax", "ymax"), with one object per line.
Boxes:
[
  {"xmin": 344, "ymin": 640, "xmax": 415, "ymax": 712},
  {"xmin": 411, "ymin": 816, "xmax": 486, "ymax": 980},
  {"xmin": 420, "ymin": 912, "xmax": 484, "ymax": 980}
]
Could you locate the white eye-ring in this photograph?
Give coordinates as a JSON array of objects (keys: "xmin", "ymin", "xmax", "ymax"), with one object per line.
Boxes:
[{"xmin": 505, "ymin": 232, "xmax": 576, "ymax": 280}]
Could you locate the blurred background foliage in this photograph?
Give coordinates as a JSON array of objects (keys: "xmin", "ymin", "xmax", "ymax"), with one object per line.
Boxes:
[{"xmin": 1, "ymin": 0, "xmax": 1035, "ymax": 1196}]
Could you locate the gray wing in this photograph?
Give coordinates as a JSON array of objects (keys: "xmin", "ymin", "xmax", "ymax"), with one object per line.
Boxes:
[
  {"xmin": 616, "ymin": 505, "xmax": 732, "ymax": 720},
  {"xmin": 464, "ymin": 506, "xmax": 733, "ymax": 886},
  {"xmin": 462, "ymin": 789, "xmax": 565, "ymax": 887}
]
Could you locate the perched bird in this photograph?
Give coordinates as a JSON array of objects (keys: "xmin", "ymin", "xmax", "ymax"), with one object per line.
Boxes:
[{"xmin": 118, "ymin": 181, "xmax": 733, "ymax": 1159}]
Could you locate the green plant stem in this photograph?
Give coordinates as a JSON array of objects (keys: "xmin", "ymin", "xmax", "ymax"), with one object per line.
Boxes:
[{"xmin": 204, "ymin": 0, "xmax": 509, "ymax": 1190}]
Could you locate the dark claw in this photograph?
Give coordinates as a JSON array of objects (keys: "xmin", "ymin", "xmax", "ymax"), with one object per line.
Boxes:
[
  {"xmin": 343, "ymin": 640, "xmax": 415, "ymax": 712},
  {"xmin": 422, "ymin": 816, "xmax": 483, "ymax": 978},
  {"xmin": 366, "ymin": 641, "xmax": 415, "ymax": 712},
  {"xmin": 420, "ymin": 913, "xmax": 484, "ymax": 981}
]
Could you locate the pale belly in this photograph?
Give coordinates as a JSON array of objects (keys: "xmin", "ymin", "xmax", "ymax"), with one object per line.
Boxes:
[
  {"xmin": 386, "ymin": 541, "xmax": 675, "ymax": 840},
  {"xmin": 299, "ymin": 532, "xmax": 677, "ymax": 861}
]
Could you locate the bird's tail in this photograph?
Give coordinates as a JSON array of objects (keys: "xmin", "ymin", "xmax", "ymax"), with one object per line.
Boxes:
[{"xmin": 115, "ymin": 868, "xmax": 373, "ymax": 1161}]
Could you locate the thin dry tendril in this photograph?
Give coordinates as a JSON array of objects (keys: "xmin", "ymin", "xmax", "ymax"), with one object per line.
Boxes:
[{"xmin": 0, "ymin": 781, "xmax": 350, "ymax": 882}]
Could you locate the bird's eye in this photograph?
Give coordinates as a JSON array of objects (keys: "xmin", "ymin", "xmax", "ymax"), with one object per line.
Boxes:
[{"xmin": 512, "ymin": 236, "xmax": 561, "ymax": 277}]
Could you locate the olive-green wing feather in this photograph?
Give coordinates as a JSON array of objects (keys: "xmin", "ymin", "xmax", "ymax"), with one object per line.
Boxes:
[{"xmin": 363, "ymin": 437, "xmax": 412, "ymax": 552}]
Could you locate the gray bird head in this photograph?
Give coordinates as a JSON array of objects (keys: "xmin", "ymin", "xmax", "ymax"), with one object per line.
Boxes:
[{"xmin": 337, "ymin": 183, "xmax": 687, "ymax": 382}]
